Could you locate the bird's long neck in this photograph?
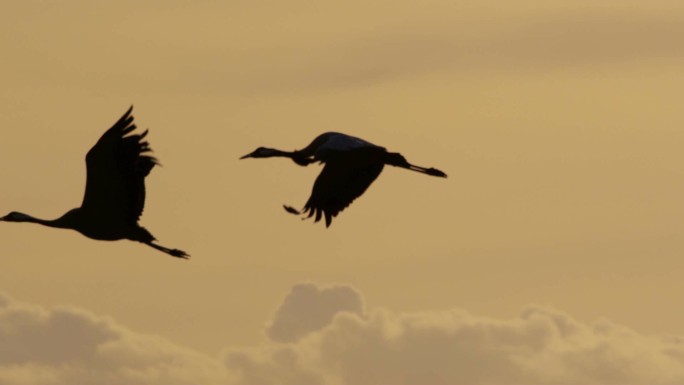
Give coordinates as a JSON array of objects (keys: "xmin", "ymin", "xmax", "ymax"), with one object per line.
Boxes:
[
  {"xmin": 267, "ymin": 148, "xmax": 298, "ymax": 158},
  {"xmin": 267, "ymin": 148, "xmax": 314, "ymax": 166},
  {"xmin": 10, "ymin": 211, "xmax": 77, "ymax": 229}
]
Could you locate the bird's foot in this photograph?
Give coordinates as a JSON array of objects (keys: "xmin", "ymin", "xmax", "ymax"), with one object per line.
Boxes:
[
  {"xmin": 283, "ymin": 205, "xmax": 301, "ymax": 215},
  {"xmin": 426, "ymin": 168, "xmax": 447, "ymax": 178},
  {"xmin": 170, "ymin": 249, "xmax": 190, "ymax": 259}
]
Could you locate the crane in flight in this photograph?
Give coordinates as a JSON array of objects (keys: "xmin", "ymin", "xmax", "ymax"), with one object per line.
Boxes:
[
  {"xmin": 240, "ymin": 132, "xmax": 447, "ymax": 227},
  {"xmin": 1, "ymin": 107, "xmax": 189, "ymax": 259}
]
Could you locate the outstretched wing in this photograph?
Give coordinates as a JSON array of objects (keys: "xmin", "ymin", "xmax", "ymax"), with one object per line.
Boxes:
[
  {"xmin": 301, "ymin": 156, "xmax": 384, "ymax": 227},
  {"xmin": 80, "ymin": 106, "xmax": 158, "ymax": 224}
]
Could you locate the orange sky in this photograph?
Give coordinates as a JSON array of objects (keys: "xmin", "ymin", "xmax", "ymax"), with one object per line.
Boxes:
[{"xmin": 1, "ymin": 1, "xmax": 684, "ymax": 384}]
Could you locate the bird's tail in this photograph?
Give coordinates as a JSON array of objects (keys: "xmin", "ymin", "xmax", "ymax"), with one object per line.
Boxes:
[{"xmin": 385, "ymin": 152, "xmax": 447, "ymax": 178}]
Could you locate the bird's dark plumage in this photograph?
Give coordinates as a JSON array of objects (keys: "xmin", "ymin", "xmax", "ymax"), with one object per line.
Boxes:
[
  {"xmin": 301, "ymin": 147, "xmax": 385, "ymax": 227},
  {"xmin": 241, "ymin": 132, "xmax": 446, "ymax": 227},
  {"xmin": 82, "ymin": 106, "xmax": 158, "ymax": 226},
  {"xmin": 1, "ymin": 106, "xmax": 189, "ymax": 259}
]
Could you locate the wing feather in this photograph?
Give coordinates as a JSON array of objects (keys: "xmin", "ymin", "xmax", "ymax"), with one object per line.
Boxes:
[
  {"xmin": 81, "ymin": 106, "xmax": 158, "ymax": 224},
  {"xmin": 301, "ymin": 152, "xmax": 384, "ymax": 227}
]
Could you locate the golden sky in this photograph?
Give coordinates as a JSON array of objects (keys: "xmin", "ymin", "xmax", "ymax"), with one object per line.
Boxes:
[{"xmin": 1, "ymin": 1, "xmax": 684, "ymax": 384}]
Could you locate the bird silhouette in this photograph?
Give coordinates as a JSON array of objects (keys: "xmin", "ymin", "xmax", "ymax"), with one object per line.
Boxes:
[
  {"xmin": 240, "ymin": 132, "xmax": 447, "ymax": 227},
  {"xmin": 1, "ymin": 107, "xmax": 189, "ymax": 259}
]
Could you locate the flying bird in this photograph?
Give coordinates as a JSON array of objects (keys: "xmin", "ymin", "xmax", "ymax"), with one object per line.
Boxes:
[
  {"xmin": 1, "ymin": 107, "xmax": 189, "ymax": 259},
  {"xmin": 240, "ymin": 132, "xmax": 447, "ymax": 227}
]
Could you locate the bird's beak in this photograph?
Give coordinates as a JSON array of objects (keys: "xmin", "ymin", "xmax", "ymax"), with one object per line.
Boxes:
[
  {"xmin": 0, "ymin": 215, "xmax": 7, "ymax": 221},
  {"xmin": 239, "ymin": 153, "xmax": 252, "ymax": 160}
]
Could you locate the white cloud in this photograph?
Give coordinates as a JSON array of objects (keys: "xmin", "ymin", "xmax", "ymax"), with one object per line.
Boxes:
[{"xmin": 4, "ymin": 286, "xmax": 684, "ymax": 385}]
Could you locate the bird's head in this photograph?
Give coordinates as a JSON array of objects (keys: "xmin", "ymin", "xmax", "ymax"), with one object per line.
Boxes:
[
  {"xmin": 239, "ymin": 147, "xmax": 280, "ymax": 159},
  {"xmin": 0, "ymin": 211, "xmax": 31, "ymax": 222}
]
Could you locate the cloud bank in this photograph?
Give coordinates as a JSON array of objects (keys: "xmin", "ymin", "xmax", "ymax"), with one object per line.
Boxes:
[
  {"xmin": 0, "ymin": 293, "xmax": 233, "ymax": 385},
  {"xmin": 3, "ymin": 284, "xmax": 684, "ymax": 385}
]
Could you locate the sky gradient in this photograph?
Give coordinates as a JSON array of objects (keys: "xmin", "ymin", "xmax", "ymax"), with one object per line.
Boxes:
[{"xmin": 1, "ymin": 1, "xmax": 684, "ymax": 384}]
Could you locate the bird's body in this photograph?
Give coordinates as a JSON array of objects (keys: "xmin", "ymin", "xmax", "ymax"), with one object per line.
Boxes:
[
  {"xmin": 312, "ymin": 132, "xmax": 378, "ymax": 155},
  {"xmin": 241, "ymin": 132, "xmax": 446, "ymax": 227},
  {"xmin": 1, "ymin": 107, "xmax": 189, "ymax": 259}
]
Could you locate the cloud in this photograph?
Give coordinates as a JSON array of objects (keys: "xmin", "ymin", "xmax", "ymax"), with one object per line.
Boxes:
[
  {"xmin": 4, "ymin": 286, "xmax": 684, "ymax": 385},
  {"xmin": 266, "ymin": 283, "xmax": 364, "ymax": 343},
  {"xmin": 303, "ymin": 306, "xmax": 684, "ymax": 385},
  {"xmin": 0, "ymin": 292, "xmax": 233, "ymax": 385},
  {"xmin": 231, "ymin": 284, "xmax": 684, "ymax": 385}
]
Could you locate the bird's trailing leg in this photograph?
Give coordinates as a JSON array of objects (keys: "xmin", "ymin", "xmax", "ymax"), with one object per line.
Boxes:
[
  {"xmin": 407, "ymin": 164, "xmax": 447, "ymax": 177},
  {"xmin": 144, "ymin": 242, "xmax": 190, "ymax": 259},
  {"xmin": 385, "ymin": 152, "xmax": 447, "ymax": 178}
]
